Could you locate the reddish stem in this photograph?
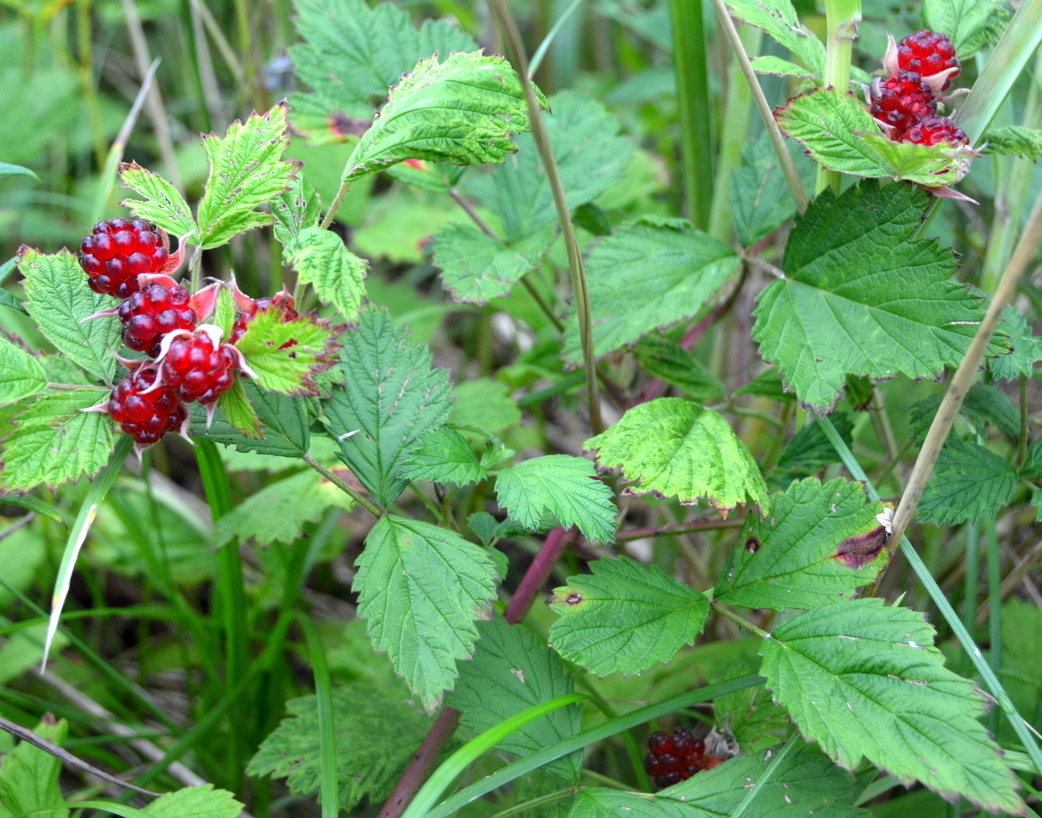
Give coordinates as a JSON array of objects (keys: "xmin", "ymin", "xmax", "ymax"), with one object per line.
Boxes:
[{"xmin": 505, "ymin": 526, "xmax": 577, "ymax": 624}]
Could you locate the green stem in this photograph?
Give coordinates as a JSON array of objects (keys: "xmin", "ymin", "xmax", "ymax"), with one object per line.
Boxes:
[
  {"xmin": 320, "ymin": 181, "xmax": 352, "ymax": 230},
  {"xmin": 711, "ymin": 602, "xmax": 771, "ymax": 639},
  {"xmin": 670, "ymin": 0, "xmax": 713, "ymax": 229},
  {"xmin": 302, "ymin": 453, "xmax": 383, "ymax": 518},
  {"xmin": 300, "ymin": 614, "xmax": 339, "ymax": 818},
  {"xmin": 488, "ymin": 0, "xmax": 603, "ymax": 434},
  {"xmin": 816, "ymin": 0, "xmax": 860, "ymax": 195}
]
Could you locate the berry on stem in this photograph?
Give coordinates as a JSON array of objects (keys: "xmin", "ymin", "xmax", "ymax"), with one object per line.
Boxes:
[
  {"xmin": 79, "ymin": 219, "xmax": 171, "ymax": 298},
  {"xmin": 901, "ymin": 115, "xmax": 968, "ymax": 147},
  {"xmin": 896, "ymin": 29, "xmax": 960, "ymax": 91},
  {"xmin": 869, "ymin": 70, "xmax": 936, "ymax": 135},
  {"xmin": 104, "ymin": 366, "xmax": 188, "ymax": 451},
  {"xmin": 158, "ymin": 326, "xmax": 241, "ymax": 405},
  {"xmin": 118, "ymin": 281, "xmax": 198, "ymax": 357}
]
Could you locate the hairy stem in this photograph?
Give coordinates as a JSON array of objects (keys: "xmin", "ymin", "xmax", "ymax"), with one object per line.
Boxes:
[
  {"xmin": 817, "ymin": 0, "xmax": 860, "ymax": 195},
  {"xmin": 302, "ymin": 453, "xmax": 383, "ymax": 518}
]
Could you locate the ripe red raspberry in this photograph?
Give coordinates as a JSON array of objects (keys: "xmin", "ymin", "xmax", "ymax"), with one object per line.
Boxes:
[
  {"xmin": 118, "ymin": 282, "xmax": 197, "ymax": 357},
  {"xmin": 231, "ymin": 292, "xmax": 299, "ymax": 343},
  {"xmin": 646, "ymin": 727, "xmax": 715, "ymax": 790},
  {"xmin": 160, "ymin": 329, "xmax": 239, "ymax": 404},
  {"xmin": 79, "ymin": 218, "xmax": 170, "ymax": 298},
  {"xmin": 897, "ymin": 30, "xmax": 960, "ymax": 90},
  {"xmin": 870, "ymin": 71, "xmax": 936, "ymax": 135},
  {"xmin": 106, "ymin": 367, "xmax": 187, "ymax": 449},
  {"xmin": 901, "ymin": 115, "xmax": 968, "ymax": 147}
]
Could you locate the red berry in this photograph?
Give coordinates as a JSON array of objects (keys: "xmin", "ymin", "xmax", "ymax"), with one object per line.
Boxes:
[
  {"xmin": 118, "ymin": 283, "xmax": 197, "ymax": 357},
  {"xmin": 870, "ymin": 70, "xmax": 936, "ymax": 134},
  {"xmin": 160, "ymin": 330, "xmax": 238, "ymax": 404},
  {"xmin": 647, "ymin": 731, "xmax": 674, "ymax": 756},
  {"xmin": 654, "ymin": 772, "xmax": 684, "ymax": 789},
  {"xmin": 897, "ymin": 29, "xmax": 960, "ymax": 90},
  {"xmin": 79, "ymin": 219, "xmax": 170, "ymax": 298},
  {"xmin": 670, "ymin": 727, "xmax": 703, "ymax": 758},
  {"xmin": 231, "ymin": 292, "xmax": 299, "ymax": 343},
  {"xmin": 106, "ymin": 367, "xmax": 187, "ymax": 448},
  {"xmin": 901, "ymin": 115, "xmax": 968, "ymax": 147}
]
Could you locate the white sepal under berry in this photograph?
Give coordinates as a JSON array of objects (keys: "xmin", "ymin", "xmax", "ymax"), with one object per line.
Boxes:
[
  {"xmin": 154, "ymin": 323, "xmax": 225, "ymax": 364},
  {"xmin": 881, "ymin": 32, "xmax": 961, "ymax": 96}
]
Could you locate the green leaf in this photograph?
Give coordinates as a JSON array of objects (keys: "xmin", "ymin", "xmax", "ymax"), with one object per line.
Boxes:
[
  {"xmin": 0, "ymin": 334, "xmax": 47, "ymax": 405},
  {"xmin": 724, "ymin": 0, "xmax": 826, "ymax": 78},
  {"xmin": 398, "ymin": 427, "xmax": 488, "ymax": 487},
  {"xmin": 142, "ymin": 785, "xmax": 243, "ymax": 818},
  {"xmin": 777, "ymin": 414, "xmax": 854, "ymax": 470},
  {"xmin": 633, "ymin": 335, "xmax": 725, "ymax": 400},
  {"xmin": 215, "ymin": 470, "xmax": 352, "ymax": 546},
  {"xmin": 288, "ymin": 0, "xmax": 477, "ymax": 141},
  {"xmin": 859, "ymin": 132, "xmax": 970, "ymax": 188},
  {"xmin": 752, "ymin": 181, "xmax": 989, "ymax": 411},
  {"xmin": 213, "ymin": 378, "xmax": 262, "ymax": 438},
  {"xmin": 192, "ymin": 380, "xmax": 311, "ymax": 458},
  {"xmin": 18, "ymin": 247, "xmax": 119, "ymax": 380},
  {"xmin": 570, "ymin": 744, "xmax": 869, "ymax": 817},
  {"xmin": 749, "ymin": 54, "xmax": 818, "ymax": 77},
  {"xmin": 997, "ymin": 600, "xmax": 1042, "ymax": 744},
  {"xmin": 119, "ymin": 161, "xmax": 197, "ymax": 238},
  {"xmin": 447, "ymin": 618, "xmax": 583, "ymax": 783},
  {"xmin": 355, "ymin": 515, "xmax": 498, "ymax": 710},
  {"xmin": 248, "ymin": 683, "xmax": 435, "ymax": 811},
  {"xmin": 585, "ymin": 398, "xmax": 769, "ymax": 513},
  {"xmin": 924, "ymin": 0, "xmax": 1009, "ymax": 56},
  {"xmin": 2, "ymin": 391, "xmax": 114, "ymax": 491},
  {"xmin": 548, "ymin": 556, "xmax": 709, "ymax": 677},
  {"xmin": 980, "ymin": 125, "xmax": 1042, "ymax": 159},
  {"xmin": 342, "ymin": 51, "xmax": 539, "ymax": 183},
  {"xmin": 450, "ymin": 378, "xmax": 521, "ymax": 435},
  {"xmin": 196, "ymin": 103, "xmax": 299, "ymax": 249},
  {"xmin": 760, "ymin": 599, "xmax": 1023, "ymax": 813},
  {"xmin": 562, "ymin": 223, "xmax": 740, "ymax": 362},
  {"xmin": 432, "ymin": 223, "xmax": 556, "ymax": 305},
  {"xmin": 731, "ymin": 132, "xmax": 815, "ymax": 247},
  {"xmin": 961, "ymin": 383, "xmax": 1019, "ymax": 439},
  {"xmin": 465, "ymin": 91, "xmax": 633, "ymax": 242},
  {"xmin": 714, "ymin": 478, "xmax": 888, "ymax": 610},
  {"xmin": 0, "ymin": 719, "xmax": 68, "ymax": 818},
  {"xmin": 271, "ymin": 174, "xmax": 322, "ymax": 246},
  {"xmin": 0, "ymin": 162, "xmax": 38, "ymax": 180},
  {"xmin": 285, "ymin": 227, "xmax": 367, "ymax": 322},
  {"xmin": 235, "ymin": 310, "xmax": 343, "ymax": 396},
  {"xmin": 321, "ymin": 307, "xmax": 453, "ymax": 507},
  {"xmin": 918, "ymin": 439, "xmax": 1017, "ymax": 525},
  {"xmin": 991, "ymin": 306, "xmax": 1042, "ymax": 378},
  {"xmin": 495, "ymin": 455, "xmax": 617, "ymax": 542}
]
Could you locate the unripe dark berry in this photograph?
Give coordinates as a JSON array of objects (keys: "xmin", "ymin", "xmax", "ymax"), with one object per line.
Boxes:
[
  {"xmin": 118, "ymin": 283, "xmax": 197, "ymax": 357},
  {"xmin": 79, "ymin": 219, "xmax": 169, "ymax": 298}
]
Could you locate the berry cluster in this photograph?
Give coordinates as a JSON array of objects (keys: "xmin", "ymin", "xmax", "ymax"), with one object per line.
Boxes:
[
  {"xmin": 644, "ymin": 727, "xmax": 722, "ymax": 790},
  {"xmin": 869, "ymin": 29, "xmax": 967, "ymax": 148},
  {"xmin": 78, "ymin": 218, "xmax": 270, "ymax": 452}
]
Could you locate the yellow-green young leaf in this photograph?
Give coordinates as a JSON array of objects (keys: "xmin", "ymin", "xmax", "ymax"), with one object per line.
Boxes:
[
  {"xmin": 139, "ymin": 784, "xmax": 243, "ymax": 818},
  {"xmin": 356, "ymin": 515, "xmax": 499, "ymax": 710},
  {"xmin": 715, "ymin": 478, "xmax": 888, "ymax": 611},
  {"xmin": 918, "ymin": 439, "xmax": 1018, "ymax": 525},
  {"xmin": 235, "ymin": 310, "xmax": 344, "ymax": 396},
  {"xmin": 119, "ymin": 161, "xmax": 197, "ymax": 238},
  {"xmin": 247, "ymin": 683, "xmax": 435, "ymax": 811},
  {"xmin": 448, "ymin": 618, "xmax": 583, "ymax": 783},
  {"xmin": 860, "ymin": 133, "xmax": 970, "ymax": 187},
  {"xmin": 432, "ymin": 222, "xmax": 555, "ymax": 305},
  {"xmin": 0, "ymin": 719, "xmax": 67, "ymax": 818},
  {"xmin": 495, "ymin": 455, "xmax": 616, "ymax": 543},
  {"xmin": 562, "ymin": 222, "xmax": 740, "ymax": 363},
  {"xmin": 572, "ymin": 745, "xmax": 869, "ymax": 817},
  {"xmin": 342, "ymin": 51, "xmax": 542, "ymax": 183},
  {"xmin": 585, "ymin": 398, "xmax": 768, "ymax": 513},
  {"xmin": 214, "ymin": 378, "xmax": 262, "ymax": 439},
  {"xmin": 271, "ymin": 175, "xmax": 322, "ymax": 246},
  {"xmin": 2, "ymin": 391, "xmax": 114, "ymax": 492},
  {"xmin": 288, "ymin": 0, "xmax": 477, "ymax": 142},
  {"xmin": 18, "ymin": 247, "xmax": 119, "ymax": 380},
  {"xmin": 0, "ymin": 335, "xmax": 46, "ymax": 405},
  {"xmin": 760, "ymin": 599, "xmax": 1024, "ymax": 813},
  {"xmin": 197, "ymin": 103, "xmax": 300, "ymax": 249},
  {"xmin": 285, "ymin": 227, "xmax": 367, "ymax": 322},
  {"xmin": 752, "ymin": 181, "xmax": 991, "ymax": 411},
  {"xmin": 548, "ymin": 556, "xmax": 708, "ymax": 676},
  {"xmin": 724, "ymin": 0, "xmax": 826, "ymax": 79}
]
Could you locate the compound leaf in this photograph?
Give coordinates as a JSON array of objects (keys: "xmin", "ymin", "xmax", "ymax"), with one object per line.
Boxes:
[
  {"xmin": 398, "ymin": 427, "xmax": 488, "ymax": 487},
  {"xmin": 495, "ymin": 455, "xmax": 616, "ymax": 542},
  {"xmin": 562, "ymin": 222, "xmax": 740, "ymax": 363},
  {"xmin": 285, "ymin": 226, "xmax": 367, "ymax": 322},
  {"xmin": 321, "ymin": 308, "xmax": 452, "ymax": 507},
  {"xmin": 752, "ymin": 181, "xmax": 988, "ymax": 411},
  {"xmin": 448, "ymin": 617, "xmax": 582, "ymax": 783},
  {"xmin": 585, "ymin": 398, "xmax": 768, "ymax": 513},
  {"xmin": 724, "ymin": 0, "xmax": 826, "ymax": 79},
  {"xmin": 248, "ymin": 683, "xmax": 434, "ymax": 812},
  {"xmin": 355, "ymin": 515, "xmax": 498, "ymax": 710},
  {"xmin": 18, "ymin": 247, "xmax": 119, "ymax": 380},
  {"xmin": 760, "ymin": 598, "xmax": 1023, "ymax": 813},
  {"xmin": 144, "ymin": 785, "xmax": 243, "ymax": 818},
  {"xmin": 119, "ymin": 162, "xmax": 197, "ymax": 238},
  {"xmin": 714, "ymin": 478, "xmax": 888, "ymax": 610},
  {"xmin": 197, "ymin": 103, "xmax": 299, "ymax": 248},
  {"xmin": 918, "ymin": 439, "xmax": 1017, "ymax": 525},
  {"xmin": 342, "ymin": 51, "xmax": 538, "ymax": 183},
  {"xmin": 0, "ymin": 335, "xmax": 46, "ymax": 406},
  {"xmin": 235, "ymin": 310, "xmax": 343, "ymax": 396},
  {"xmin": 2, "ymin": 391, "xmax": 113, "ymax": 491},
  {"xmin": 547, "ymin": 556, "xmax": 708, "ymax": 677}
]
